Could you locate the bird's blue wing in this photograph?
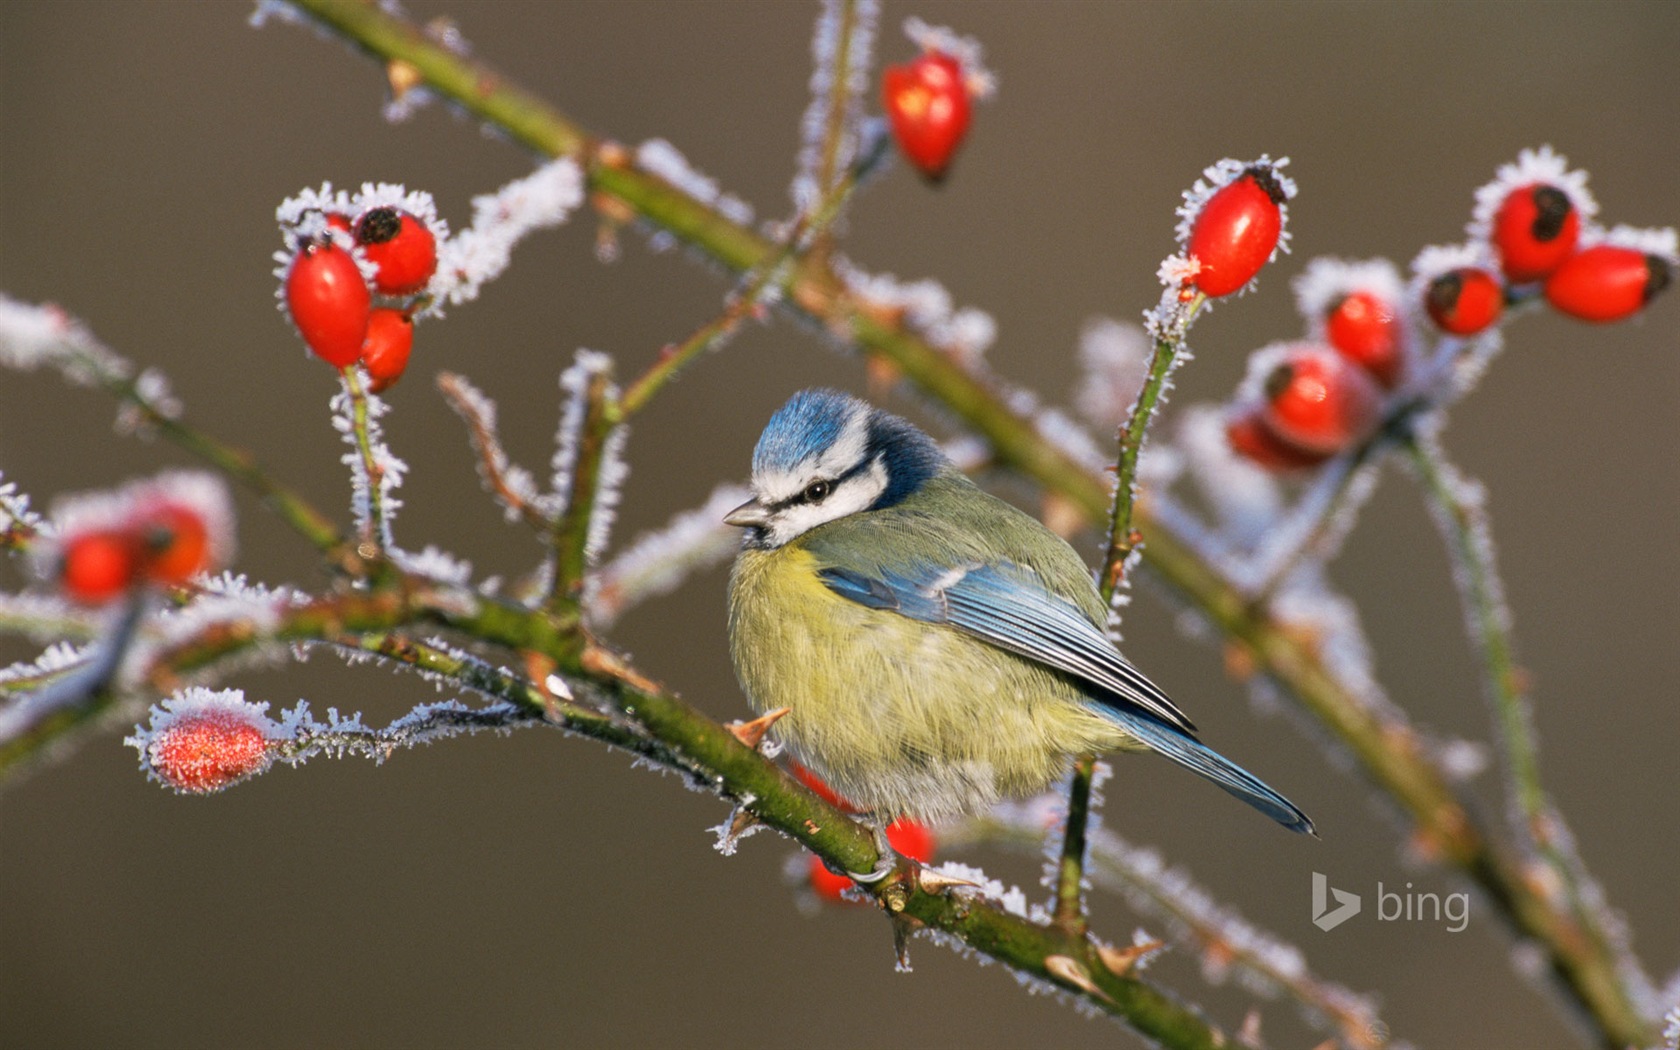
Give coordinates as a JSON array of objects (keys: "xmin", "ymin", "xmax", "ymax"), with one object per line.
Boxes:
[{"xmin": 817, "ymin": 561, "xmax": 1197, "ymax": 735}]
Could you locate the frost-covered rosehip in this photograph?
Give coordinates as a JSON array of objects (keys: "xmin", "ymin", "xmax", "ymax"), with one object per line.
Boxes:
[
  {"xmin": 1544, "ymin": 245, "xmax": 1672, "ymax": 323},
  {"xmin": 360, "ymin": 308, "xmax": 415, "ymax": 393},
  {"xmin": 135, "ymin": 503, "xmax": 210, "ymax": 585},
  {"xmin": 882, "ymin": 50, "xmax": 972, "ymax": 181},
  {"xmin": 1187, "ymin": 168, "xmax": 1287, "ymax": 297},
  {"xmin": 284, "ymin": 240, "xmax": 372, "ymax": 368},
  {"xmin": 59, "ymin": 528, "xmax": 140, "ymax": 604},
  {"xmin": 1424, "ymin": 267, "xmax": 1504, "ymax": 335},
  {"xmin": 354, "ymin": 206, "xmax": 438, "ymax": 296},
  {"xmin": 132, "ymin": 690, "xmax": 279, "ymax": 795},
  {"xmin": 1491, "ymin": 183, "xmax": 1580, "ymax": 283},
  {"xmin": 1225, "ymin": 408, "xmax": 1333, "ymax": 472},
  {"xmin": 1323, "ymin": 290, "xmax": 1404, "ymax": 388},
  {"xmin": 1260, "ymin": 346, "xmax": 1383, "ymax": 455}
]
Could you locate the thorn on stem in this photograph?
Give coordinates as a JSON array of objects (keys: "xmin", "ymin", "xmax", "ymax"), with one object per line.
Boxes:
[
  {"xmin": 1096, "ymin": 938, "xmax": 1164, "ymax": 978},
  {"xmin": 1044, "ymin": 954, "xmax": 1111, "ymax": 1002},
  {"xmin": 727, "ymin": 706, "xmax": 790, "ymax": 751}
]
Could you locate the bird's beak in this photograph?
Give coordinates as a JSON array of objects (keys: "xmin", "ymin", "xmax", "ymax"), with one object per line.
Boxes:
[{"xmin": 724, "ymin": 497, "xmax": 770, "ymax": 528}]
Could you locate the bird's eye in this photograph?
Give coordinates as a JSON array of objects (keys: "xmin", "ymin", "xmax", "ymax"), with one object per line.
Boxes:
[{"xmin": 803, "ymin": 480, "xmax": 832, "ymax": 502}]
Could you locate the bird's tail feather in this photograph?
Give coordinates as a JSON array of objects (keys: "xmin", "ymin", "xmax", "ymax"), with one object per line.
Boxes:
[{"xmin": 1106, "ymin": 710, "xmax": 1316, "ymax": 835}]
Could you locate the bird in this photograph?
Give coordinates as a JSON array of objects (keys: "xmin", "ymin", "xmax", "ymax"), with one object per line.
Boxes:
[{"xmin": 725, "ymin": 388, "xmax": 1313, "ymax": 837}]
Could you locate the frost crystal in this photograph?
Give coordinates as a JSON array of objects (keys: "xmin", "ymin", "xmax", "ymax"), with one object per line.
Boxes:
[
  {"xmin": 635, "ymin": 140, "xmax": 754, "ymax": 228},
  {"xmin": 0, "ymin": 295, "xmax": 133, "ymax": 388},
  {"xmin": 587, "ymin": 482, "xmax": 749, "ymax": 629},
  {"xmin": 834, "ymin": 258, "xmax": 996, "ymax": 362},
  {"xmin": 902, "ymin": 17, "xmax": 996, "ymax": 98},
  {"xmin": 1592, "ymin": 223, "xmax": 1680, "ymax": 262},
  {"xmin": 430, "ymin": 158, "xmax": 585, "ymax": 308}
]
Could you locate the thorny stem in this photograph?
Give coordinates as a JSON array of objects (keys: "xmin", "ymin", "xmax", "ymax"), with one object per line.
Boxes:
[
  {"xmin": 436, "ymin": 371, "xmax": 554, "ymax": 533},
  {"xmin": 805, "ymin": 0, "xmax": 867, "ymax": 265},
  {"xmin": 950, "ymin": 811, "xmax": 1393, "ymax": 1050},
  {"xmin": 547, "ymin": 367, "xmax": 616, "ymax": 611},
  {"xmin": 1059, "ymin": 291, "xmax": 1206, "ymax": 934},
  {"xmin": 341, "ymin": 366, "xmax": 389, "ymax": 556},
  {"xmin": 1403, "ymin": 439, "xmax": 1551, "ymax": 857},
  {"xmin": 245, "ymin": 3, "xmax": 1654, "ymax": 1043}
]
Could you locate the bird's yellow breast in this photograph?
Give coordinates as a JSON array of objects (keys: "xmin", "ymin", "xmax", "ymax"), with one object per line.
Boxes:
[{"xmin": 727, "ymin": 543, "xmax": 1133, "ymax": 823}]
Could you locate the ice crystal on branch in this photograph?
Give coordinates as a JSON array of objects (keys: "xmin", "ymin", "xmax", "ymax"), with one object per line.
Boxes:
[
  {"xmin": 902, "ymin": 16, "xmax": 996, "ymax": 98},
  {"xmin": 0, "ymin": 296, "xmax": 134, "ymax": 389},
  {"xmin": 431, "ymin": 158, "xmax": 585, "ymax": 308},
  {"xmin": 331, "ymin": 375, "xmax": 406, "ymax": 548},
  {"xmin": 791, "ymin": 0, "xmax": 881, "ymax": 213},
  {"xmin": 635, "ymin": 140, "xmax": 754, "ymax": 229},
  {"xmin": 834, "ymin": 259, "xmax": 996, "ymax": 362},
  {"xmin": 437, "ymin": 372, "xmax": 553, "ymax": 524},
  {"xmin": 587, "ymin": 482, "xmax": 750, "ymax": 629}
]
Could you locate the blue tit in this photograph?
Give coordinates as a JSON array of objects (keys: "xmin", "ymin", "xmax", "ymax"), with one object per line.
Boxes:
[{"xmin": 726, "ymin": 389, "xmax": 1313, "ymax": 835}]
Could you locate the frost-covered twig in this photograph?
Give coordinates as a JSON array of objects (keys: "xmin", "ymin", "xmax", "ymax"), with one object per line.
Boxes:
[
  {"xmin": 585, "ymin": 482, "xmax": 748, "ymax": 630},
  {"xmin": 791, "ymin": 0, "xmax": 878, "ymax": 253},
  {"xmin": 436, "ymin": 371, "xmax": 554, "ymax": 530},
  {"xmin": 0, "ymin": 598, "xmax": 144, "ymax": 769},
  {"xmin": 950, "ymin": 803, "xmax": 1394, "ymax": 1050},
  {"xmin": 547, "ymin": 352, "xmax": 624, "ymax": 610},
  {"xmin": 1404, "ymin": 433, "xmax": 1654, "ymax": 1028},
  {"xmin": 334, "ymin": 368, "xmax": 405, "ymax": 555}
]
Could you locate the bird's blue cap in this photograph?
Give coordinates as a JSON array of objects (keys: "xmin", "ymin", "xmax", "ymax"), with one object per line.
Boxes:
[
  {"xmin": 753, "ymin": 389, "xmax": 944, "ymax": 509},
  {"xmin": 753, "ymin": 389, "xmax": 858, "ymax": 478}
]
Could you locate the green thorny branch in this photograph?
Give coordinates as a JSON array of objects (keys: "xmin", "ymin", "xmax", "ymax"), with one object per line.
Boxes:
[{"xmin": 79, "ymin": 1, "xmax": 1646, "ymax": 1045}]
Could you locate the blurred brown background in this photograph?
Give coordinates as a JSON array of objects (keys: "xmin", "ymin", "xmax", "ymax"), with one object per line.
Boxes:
[{"xmin": 1, "ymin": 2, "xmax": 1676, "ymax": 1048}]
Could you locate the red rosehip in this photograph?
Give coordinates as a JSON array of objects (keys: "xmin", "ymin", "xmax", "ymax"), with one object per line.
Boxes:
[
  {"xmin": 1225, "ymin": 409, "xmax": 1333, "ymax": 472},
  {"xmin": 284, "ymin": 240, "xmax": 371, "ymax": 368},
  {"xmin": 882, "ymin": 50, "xmax": 971, "ymax": 181},
  {"xmin": 1260, "ymin": 347, "xmax": 1383, "ymax": 455},
  {"xmin": 360, "ymin": 309, "xmax": 415, "ymax": 393},
  {"xmin": 146, "ymin": 710, "xmax": 273, "ymax": 794},
  {"xmin": 807, "ymin": 855, "xmax": 856, "ymax": 903},
  {"xmin": 1544, "ymin": 245, "xmax": 1672, "ymax": 323},
  {"xmin": 1491, "ymin": 184, "xmax": 1580, "ymax": 283},
  {"xmin": 1323, "ymin": 290, "xmax": 1404, "ymax": 388},
  {"xmin": 59, "ymin": 529, "xmax": 141, "ymax": 604},
  {"xmin": 1424, "ymin": 267, "xmax": 1504, "ymax": 335},
  {"xmin": 135, "ymin": 504, "xmax": 210, "ymax": 586},
  {"xmin": 353, "ymin": 207, "xmax": 438, "ymax": 296},
  {"xmin": 885, "ymin": 818, "xmax": 937, "ymax": 865},
  {"xmin": 1187, "ymin": 169, "xmax": 1287, "ymax": 297}
]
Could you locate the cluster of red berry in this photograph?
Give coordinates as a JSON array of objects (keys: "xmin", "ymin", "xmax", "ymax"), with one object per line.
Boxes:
[
  {"xmin": 49, "ymin": 473, "xmax": 229, "ymax": 605},
  {"xmin": 280, "ymin": 201, "xmax": 439, "ymax": 391},
  {"xmin": 1225, "ymin": 150, "xmax": 1672, "ymax": 470},
  {"xmin": 789, "ymin": 761, "xmax": 937, "ymax": 903}
]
